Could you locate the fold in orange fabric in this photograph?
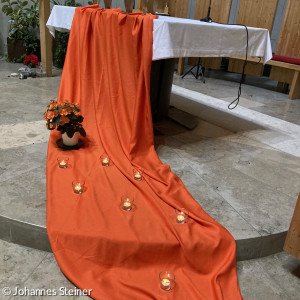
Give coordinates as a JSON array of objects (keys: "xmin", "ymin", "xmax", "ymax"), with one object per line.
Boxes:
[{"xmin": 46, "ymin": 5, "xmax": 243, "ymax": 299}]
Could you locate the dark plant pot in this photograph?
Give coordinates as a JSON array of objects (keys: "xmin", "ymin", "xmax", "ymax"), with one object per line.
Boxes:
[{"xmin": 7, "ymin": 38, "xmax": 27, "ymax": 61}]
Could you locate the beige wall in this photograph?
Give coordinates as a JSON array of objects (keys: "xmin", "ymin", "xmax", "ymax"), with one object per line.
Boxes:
[{"xmin": 0, "ymin": 8, "xmax": 10, "ymax": 55}]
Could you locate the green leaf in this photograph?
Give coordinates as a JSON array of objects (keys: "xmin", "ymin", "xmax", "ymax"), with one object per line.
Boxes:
[
  {"xmin": 52, "ymin": 116, "xmax": 61, "ymax": 125},
  {"xmin": 66, "ymin": 126, "xmax": 75, "ymax": 138},
  {"xmin": 77, "ymin": 115, "xmax": 83, "ymax": 123},
  {"xmin": 79, "ymin": 127, "xmax": 86, "ymax": 137},
  {"xmin": 22, "ymin": 1, "xmax": 28, "ymax": 6}
]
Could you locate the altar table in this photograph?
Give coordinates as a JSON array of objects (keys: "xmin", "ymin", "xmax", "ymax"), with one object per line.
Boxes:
[{"xmin": 47, "ymin": 5, "xmax": 272, "ymax": 121}]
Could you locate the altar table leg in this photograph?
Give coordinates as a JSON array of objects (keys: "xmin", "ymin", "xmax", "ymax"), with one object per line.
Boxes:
[
  {"xmin": 150, "ymin": 59, "xmax": 175, "ymax": 122},
  {"xmin": 150, "ymin": 59, "xmax": 198, "ymax": 130}
]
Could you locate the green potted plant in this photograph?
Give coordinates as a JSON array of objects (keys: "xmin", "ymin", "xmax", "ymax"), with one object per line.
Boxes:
[
  {"xmin": 1, "ymin": 0, "xmax": 39, "ymax": 61},
  {"xmin": 44, "ymin": 100, "xmax": 86, "ymax": 147},
  {"xmin": 51, "ymin": 0, "xmax": 82, "ymax": 68}
]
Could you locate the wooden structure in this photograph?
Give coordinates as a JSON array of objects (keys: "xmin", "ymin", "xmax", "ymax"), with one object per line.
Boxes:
[
  {"xmin": 276, "ymin": 0, "xmax": 299, "ymax": 58},
  {"xmin": 38, "ymin": 0, "xmax": 52, "ymax": 77},
  {"xmin": 284, "ymin": 193, "xmax": 300, "ymax": 259},
  {"xmin": 137, "ymin": 0, "xmax": 189, "ymax": 17},
  {"xmin": 159, "ymin": 0, "xmax": 189, "ymax": 18},
  {"xmin": 178, "ymin": 0, "xmax": 232, "ymax": 75},
  {"xmin": 268, "ymin": 0, "xmax": 300, "ymax": 99},
  {"xmin": 228, "ymin": 0, "xmax": 278, "ymax": 77},
  {"xmin": 228, "ymin": 0, "xmax": 300, "ymax": 99},
  {"xmin": 236, "ymin": 0, "xmax": 278, "ymax": 32}
]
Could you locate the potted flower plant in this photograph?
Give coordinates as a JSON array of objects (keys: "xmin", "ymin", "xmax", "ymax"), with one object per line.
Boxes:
[
  {"xmin": 44, "ymin": 100, "xmax": 86, "ymax": 146},
  {"xmin": 23, "ymin": 54, "xmax": 39, "ymax": 68}
]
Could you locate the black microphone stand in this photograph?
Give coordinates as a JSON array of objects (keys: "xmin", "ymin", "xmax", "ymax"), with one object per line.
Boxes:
[{"xmin": 181, "ymin": 0, "xmax": 213, "ymax": 82}]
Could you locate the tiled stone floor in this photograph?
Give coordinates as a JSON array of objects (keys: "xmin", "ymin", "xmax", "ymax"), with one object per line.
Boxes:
[
  {"xmin": 0, "ymin": 240, "xmax": 299, "ymax": 300},
  {"xmin": 0, "ymin": 59, "xmax": 299, "ymax": 298},
  {"xmin": 173, "ymin": 67, "xmax": 300, "ymax": 125},
  {"xmin": 0, "ymin": 60, "xmax": 299, "ymax": 240}
]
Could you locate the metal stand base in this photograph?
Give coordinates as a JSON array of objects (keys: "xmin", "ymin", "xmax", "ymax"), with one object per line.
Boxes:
[{"xmin": 181, "ymin": 58, "xmax": 206, "ymax": 83}]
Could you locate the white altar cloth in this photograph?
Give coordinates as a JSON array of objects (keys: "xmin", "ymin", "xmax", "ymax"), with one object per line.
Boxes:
[{"xmin": 47, "ymin": 5, "xmax": 272, "ymax": 63}]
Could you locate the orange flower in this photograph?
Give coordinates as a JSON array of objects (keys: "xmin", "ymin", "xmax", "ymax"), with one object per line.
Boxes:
[
  {"xmin": 49, "ymin": 103, "xmax": 58, "ymax": 110},
  {"xmin": 74, "ymin": 111, "xmax": 81, "ymax": 116},
  {"xmin": 46, "ymin": 111, "xmax": 55, "ymax": 120},
  {"xmin": 49, "ymin": 123, "xmax": 56, "ymax": 129},
  {"xmin": 59, "ymin": 116, "xmax": 70, "ymax": 126},
  {"xmin": 60, "ymin": 108, "xmax": 69, "ymax": 116},
  {"xmin": 53, "ymin": 110, "xmax": 59, "ymax": 117}
]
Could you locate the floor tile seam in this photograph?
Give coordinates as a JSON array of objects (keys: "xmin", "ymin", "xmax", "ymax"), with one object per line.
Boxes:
[
  {"xmin": 0, "ymin": 140, "xmax": 49, "ymax": 151},
  {"xmin": 2, "ymin": 77, "xmax": 59, "ymax": 95},
  {"xmin": 238, "ymin": 261, "xmax": 287, "ymax": 297},
  {"xmin": 238, "ymin": 131, "xmax": 300, "ymax": 158},
  {"xmin": 0, "ymin": 164, "xmax": 46, "ymax": 184},
  {"xmin": 231, "ymin": 164, "xmax": 299, "ymax": 201},
  {"xmin": 169, "ymin": 135, "xmax": 258, "ymax": 160},
  {"xmin": 0, "ymin": 82, "xmax": 58, "ymax": 96},
  {"xmin": 185, "ymin": 165, "xmax": 264, "ymax": 236},
  {"xmin": 256, "ymin": 258, "xmax": 298, "ymax": 298},
  {"xmin": 17, "ymin": 252, "xmax": 49, "ymax": 288},
  {"xmin": 168, "ymin": 146, "xmax": 262, "ymax": 237}
]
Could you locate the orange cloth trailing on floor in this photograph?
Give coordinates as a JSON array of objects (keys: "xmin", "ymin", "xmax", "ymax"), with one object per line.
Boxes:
[{"xmin": 46, "ymin": 5, "xmax": 243, "ymax": 300}]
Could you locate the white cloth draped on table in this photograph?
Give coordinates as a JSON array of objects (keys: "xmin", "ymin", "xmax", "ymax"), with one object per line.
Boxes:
[{"xmin": 47, "ymin": 5, "xmax": 272, "ymax": 63}]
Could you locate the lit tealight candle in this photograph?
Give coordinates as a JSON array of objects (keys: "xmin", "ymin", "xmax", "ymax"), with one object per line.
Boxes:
[
  {"xmin": 100, "ymin": 154, "xmax": 110, "ymax": 166},
  {"xmin": 74, "ymin": 184, "xmax": 82, "ymax": 192},
  {"xmin": 102, "ymin": 157, "xmax": 109, "ymax": 165},
  {"xmin": 121, "ymin": 195, "xmax": 134, "ymax": 211},
  {"xmin": 59, "ymin": 160, "xmax": 67, "ymax": 167},
  {"xmin": 72, "ymin": 180, "xmax": 85, "ymax": 194},
  {"xmin": 159, "ymin": 271, "xmax": 175, "ymax": 291},
  {"xmin": 57, "ymin": 157, "xmax": 69, "ymax": 169},
  {"xmin": 133, "ymin": 169, "xmax": 143, "ymax": 181},
  {"xmin": 175, "ymin": 208, "xmax": 189, "ymax": 224},
  {"xmin": 123, "ymin": 199, "xmax": 132, "ymax": 210},
  {"xmin": 176, "ymin": 214, "xmax": 186, "ymax": 223},
  {"xmin": 135, "ymin": 172, "xmax": 141, "ymax": 179},
  {"xmin": 161, "ymin": 278, "xmax": 171, "ymax": 289}
]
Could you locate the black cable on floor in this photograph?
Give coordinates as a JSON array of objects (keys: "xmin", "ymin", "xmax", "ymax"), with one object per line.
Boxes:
[
  {"xmin": 227, "ymin": 24, "xmax": 249, "ymax": 110},
  {"xmin": 211, "ymin": 22, "xmax": 249, "ymax": 110}
]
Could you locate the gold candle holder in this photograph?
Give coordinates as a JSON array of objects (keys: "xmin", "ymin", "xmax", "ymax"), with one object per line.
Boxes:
[
  {"xmin": 159, "ymin": 271, "xmax": 175, "ymax": 291},
  {"xmin": 133, "ymin": 168, "xmax": 143, "ymax": 181},
  {"xmin": 121, "ymin": 195, "xmax": 134, "ymax": 211},
  {"xmin": 100, "ymin": 153, "xmax": 111, "ymax": 166},
  {"xmin": 57, "ymin": 157, "xmax": 69, "ymax": 169},
  {"xmin": 175, "ymin": 208, "xmax": 189, "ymax": 224},
  {"xmin": 72, "ymin": 179, "xmax": 85, "ymax": 194}
]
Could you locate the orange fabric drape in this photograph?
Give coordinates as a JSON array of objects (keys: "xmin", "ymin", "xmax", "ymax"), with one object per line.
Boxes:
[{"xmin": 46, "ymin": 5, "xmax": 243, "ymax": 300}]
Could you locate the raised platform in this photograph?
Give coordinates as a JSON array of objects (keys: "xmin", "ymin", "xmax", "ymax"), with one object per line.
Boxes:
[{"xmin": 0, "ymin": 61, "xmax": 299, "ymax": 261}]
